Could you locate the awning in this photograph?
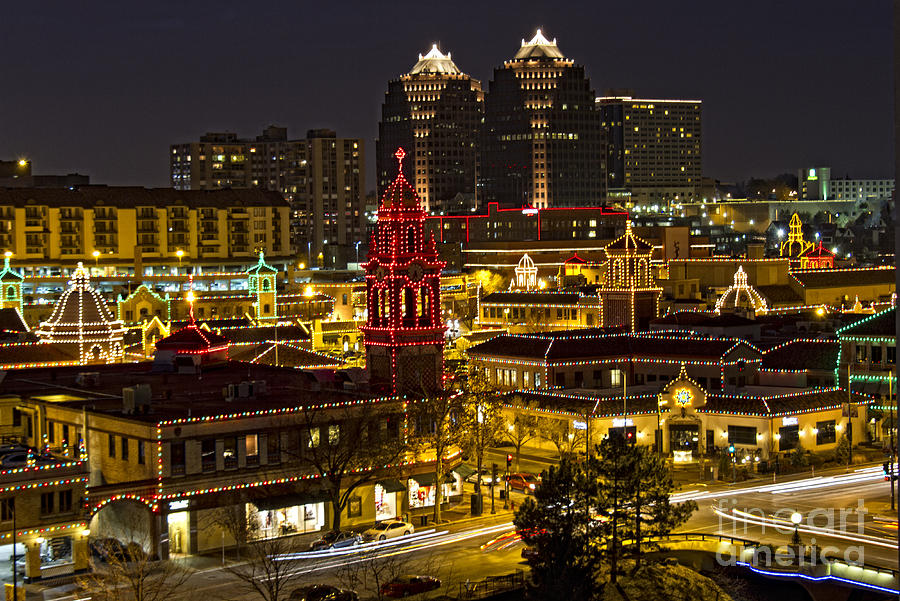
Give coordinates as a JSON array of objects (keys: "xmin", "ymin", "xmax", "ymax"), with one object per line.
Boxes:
[
  {"xmin": 251, "ymin": 491, "xmax": 330, "ymax": 511},
  {"xmin": 453, "ymin": 463, "xmax": 477, "ymax": 479},
  {"xmin": 410, "ymin": 472, "xmax": 456, "ymax": 487},
  {"xmin": 377, "ymin": 479, "xmax": 406, "ymax": 493}
]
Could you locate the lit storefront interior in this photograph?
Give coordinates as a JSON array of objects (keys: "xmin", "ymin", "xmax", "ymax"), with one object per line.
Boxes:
[{"xmin": 249, "ymin": 495, "xmax": 327, "ymax": 538}]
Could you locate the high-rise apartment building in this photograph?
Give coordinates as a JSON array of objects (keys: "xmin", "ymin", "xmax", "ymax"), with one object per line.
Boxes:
[
  {"xmin": 598, "ymin": 94, "xmax": 702, "ymax": 208},
  {"xmin": 377, "ymin": 45, "xmax": 483, "ymax": 213},
  {"xmin": 0, "ymin": 187, "xmax": 291, "ymax": 272},
  {"xmin": 481, "ymin": 30, "xmax": 603, "ymax": 209},
  {"xmin": 170, "ymin": 127, "xmax": 365, "ymax": 267}
]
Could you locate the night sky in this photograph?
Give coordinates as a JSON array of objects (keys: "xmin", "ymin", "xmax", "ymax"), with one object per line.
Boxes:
[{"xmin": 1, "ymin": 1, "xmax": 893, "ymax": 189}]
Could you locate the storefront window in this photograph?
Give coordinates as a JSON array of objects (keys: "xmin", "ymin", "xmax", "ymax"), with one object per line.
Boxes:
[
  {"xmin": 727, "ymin": 426, "xmax": 757, "ymax": 446},
  {"xmin": 816, "ymin": 420, "xmax": 837, "ymax": 445},
  {"xmin": 375, "ymin": 484, "xmax": 397, "ymax": 520},
  {"xmin": 407, "ymin": 478, "xmax": 457, "ymax": 509},
  {"xmin": 249, "ymin": 502, "xmax": 324, "ymax": 539},
  {"xmin": 779, "ymin": 425, "xmax": 800, "ymax": 451}
]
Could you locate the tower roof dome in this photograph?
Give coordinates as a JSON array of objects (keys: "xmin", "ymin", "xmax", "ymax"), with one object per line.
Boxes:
[
  {"xmin": 379, "ymin": 148, "xmax": 423, "ymax": 210},
  {"xmin": 34, "ymin": 262, "xmax": 125, "ymax": 361},
  {"xmin": 409, "ymin": 44, "xmax": 461, "ymax": 75},
  {"xmin": 514, "ymin": 29, "xmax": 565, "ymax": 59}
]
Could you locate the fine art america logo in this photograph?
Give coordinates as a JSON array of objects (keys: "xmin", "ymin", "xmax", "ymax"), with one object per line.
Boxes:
[{"xmin": 714, "ymin": 498, "xmax": 870, "ymax": 568}]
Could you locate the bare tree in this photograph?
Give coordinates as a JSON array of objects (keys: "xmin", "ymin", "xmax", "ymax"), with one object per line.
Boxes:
[
  {"xmin": 408, "ymin": 391, "xmax": 467, "ymax": 524},
  {"xmin": 78, "ymin": 532, "xmax": 192, "ymax": 601},
  {"xmin": 536, "ymin": 416, "xmax": 585, "ymax": 461},
  {"xmin": 202, "ymin": 503, "xmax": 260, "ymax": 561},
  {"xmin": 223, "ymin": 536, "xmax": 306, "ymax": 601},
  {"xmin": 503, "ymin": 407, "xmax": 538, "ymax": 472},
  {"xmin": 298, "ymin": 402, "xmax": 408, "ymax": 532},
  {"xmin": 456, "ymin": 372, "xmax": 504, "ymax": 496}
]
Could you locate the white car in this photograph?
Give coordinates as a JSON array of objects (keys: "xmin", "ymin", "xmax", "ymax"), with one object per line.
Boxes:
[
  {"xmin": 465, "ymin": 469, "xmax": 499, "ymax": 487},
  {"xmin": 363, "ymin": 519, "xmax": 415, "ymax": 541}
]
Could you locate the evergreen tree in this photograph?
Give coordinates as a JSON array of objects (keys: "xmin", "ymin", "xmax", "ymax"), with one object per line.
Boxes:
[
  {"xmin": 515, "ymin": 439, "xmax": 696, "ymax": 596},
  {"xmin": 835, "ymin": 433, "xmax": 851, "ymax": 465},
  {"xmin": 514, "ymin": 459, "xmax": 601, "ymax": 600}
]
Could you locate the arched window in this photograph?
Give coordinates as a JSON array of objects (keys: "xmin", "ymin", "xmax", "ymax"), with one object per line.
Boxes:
[
  {"xmin": 261, "ymin": 278, "xmax": 270, "ymax": 291},
  {"xmin": 406, "ymin": 227, "xmax": 416, "ymax": 253},
  {"xmin": 6, "ymin": 286, "xmax": 14, "ymax": 300}
]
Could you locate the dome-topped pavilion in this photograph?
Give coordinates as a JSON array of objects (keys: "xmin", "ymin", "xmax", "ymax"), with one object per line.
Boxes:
[
  {"xmin": 715, "ymin": 266, "xmax": 769, "ymax": 315},
  {"xmin": 35, "ymin": 262, "xmax": 125, "ymax": 363}
]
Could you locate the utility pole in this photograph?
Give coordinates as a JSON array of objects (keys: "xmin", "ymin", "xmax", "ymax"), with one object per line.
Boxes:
[
  {"xmin": 888, "ymin": 370, "xmax": 897, "ymax": 511},
  {"xmin": 11, "ymin": 499, "xmax": 17, "ymax": 597}
]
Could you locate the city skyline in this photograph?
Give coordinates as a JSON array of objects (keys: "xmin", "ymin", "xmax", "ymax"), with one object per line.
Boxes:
[{"xmin": 1, "ymin": 0, "xmax": 893, "ymax": 189}]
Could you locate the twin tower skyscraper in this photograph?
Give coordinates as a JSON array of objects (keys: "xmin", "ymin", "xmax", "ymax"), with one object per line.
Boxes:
[{"xmin": 376, "ymin": 30, "xmax": 603, "ymax": 214}]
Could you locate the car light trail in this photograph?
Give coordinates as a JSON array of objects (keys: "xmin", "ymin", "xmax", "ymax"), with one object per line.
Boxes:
[
  {"xmin": 672, "ymin": 467, "xmax": 884, "ymax": 503},
  {"xmin": 713, "ymin": 506, "xmax": 898, "ymax": 550}
]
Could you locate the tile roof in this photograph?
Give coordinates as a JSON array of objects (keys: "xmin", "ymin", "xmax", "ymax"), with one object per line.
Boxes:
[
  {"xmin": 0, "ymin": 342, "xmax": 79, "ymax": 367},
  {"xmin": 155, "ymin": 323, "xmax": 228, "ymax": 352},
  {"xmin": 757, "ymin": 285, "xmax": 804, "ymax": 303},
  {"xmin": 760, "ymin": 340, "xmax": 840, "ymax": 371},
  {"xmin": 838, "ymin": 307, "xmax": 896, "ymax": 338},
  {"xmin": 220, "ymin": 325, "xmax": 310, "ymax": 344},
  {"xmin": 0, "ymin": 308, "xmax": 28, "ymax": 333},
  {"xmin": 228, "ymin": 343, "xmax": 340, "ymax": 368},
  {"xmin": 468, "ymin": 332, "xmax": 758, "ymax": 362},
  {"xmin": 792, "ymin": 267, "xmax": 895, "ymax": 288},
  {"xmin": 505, "ymin": 387, "xmax": 869, "ymax": 417},
  {"xmin": 651, "ymin": 312, "xmax": 757, "ymax": 327}
]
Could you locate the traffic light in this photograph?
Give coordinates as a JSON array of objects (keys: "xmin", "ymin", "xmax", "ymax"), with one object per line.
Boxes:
[
  {"xmin": 506, "ymin": 454, "xmax": 512, "ymax": 471},
  {"xmin": 491, "ymin": 463, "xmax": 498, "ymax": 486},
  {"xmin": 728, "ymin": 445, "xmax": 735, "ymax": 454}
]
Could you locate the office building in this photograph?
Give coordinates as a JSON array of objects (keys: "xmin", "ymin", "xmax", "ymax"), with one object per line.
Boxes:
[
  {"xmin": 377, "ymin": 44, "xmax": 483, "ymax": 213},
  {"xmin": 481, "ymin": 30, "xmax": 603, "ymax": 209},
  {"xmin": 799, "ymin": 167, "xmax": 894, "ymax": 202},
  {"xmin": 0, "ymin": 187, "xmax": 291, "ymax": 272},
  {"xmin": 598, "ymin": 94, "xmax": 702, "ymax": 207},
  {"xmin": 171, "ymin": 127, "xmax": 365, "ymax": 267}
]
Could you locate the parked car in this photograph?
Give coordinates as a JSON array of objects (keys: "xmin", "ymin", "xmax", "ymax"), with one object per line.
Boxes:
[
  {"xmin": 362, "ymin": 519, "xmax": 414, "ymax": 541},
  {"xmin": 308, "ymin": 531, "xmax": 362, "ymax": 551},
  {"xmin": 90, "ymin": 538, "xmax": 146, "ymax": 563},
  {"xmin": 289, "ymin": 584, "xmax": 358, "ymax": 601},
  {"xmin": 507, "ymin": 473, "xmax": 540, "ymax": 494},
  {"xmin": 521, "ymin": 546, "xmax": 539, "ymax": 560},
  {"xmin": 380, "ymin": 575, "xmax": 441, "ymax": 598},
  {"xmin": 465, "ymin": 468, "xmax": 499, "ymax": 487}
]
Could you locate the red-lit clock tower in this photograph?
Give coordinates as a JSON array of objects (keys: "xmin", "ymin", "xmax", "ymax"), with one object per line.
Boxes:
[{"xmin": 361, "ymin": 148, "xmax": 446, "ymax": 394}]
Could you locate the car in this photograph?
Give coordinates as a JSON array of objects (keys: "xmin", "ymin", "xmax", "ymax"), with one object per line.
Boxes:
[
  {"xmin": 308, "ymin": 530, "xmax": 362, "ymax": 551},
  {"xmin": 379, "ymin": 575, "xmax": 441, "ymax": 598},
  {"xmin": 521, "ymin": 546, "xmax": 539, "ymax": 560},
  {"xmin": 289, "ymin": 584, "xmax": 358, "ymax": 601},
  {"xmin": 507, "ymin": 473, "xmax": 540, "ymax": 494},
  {"xmin": 90, "ymin": 538, "xmax": 147, "ymax": 563},
  {"xmin": 465, "ymin": 469, "xmax": 499, "ymax": 487},
  {"xmin": 362, "ymin": 519, "xmax": 414, "ymax": 541}
]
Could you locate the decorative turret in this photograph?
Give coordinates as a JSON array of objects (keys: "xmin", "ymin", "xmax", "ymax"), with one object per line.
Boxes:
[
  {"xmin": 361, "ymin": 148, "xmax": 446, "ymax": 393},
  {"xmin": 597, "ymin": 221, "xmax": 661, "ymax": 331},
  {"xmin": 246, "ymin": 251, "xmax": 278, "ymax": 321},
  {"xmin": 0, "ymin": 254, "xmax": 23, "ymax": 314}
]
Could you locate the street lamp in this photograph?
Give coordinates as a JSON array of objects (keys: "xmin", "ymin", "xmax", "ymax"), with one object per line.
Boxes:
[
  {"xmin": 176, "ymin": 249, "xmax": 184, "ymax": 267},
  {"xmin": 355, "ymin": 241, "xmax": 361, "ymax": 267},
  {"xmin": 790, "ymin": 511, "xmax": 802, "ymax": 547},
  {"xmin": 92, "ymin": 249, "xmax": 100, "ymax": 273}
]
